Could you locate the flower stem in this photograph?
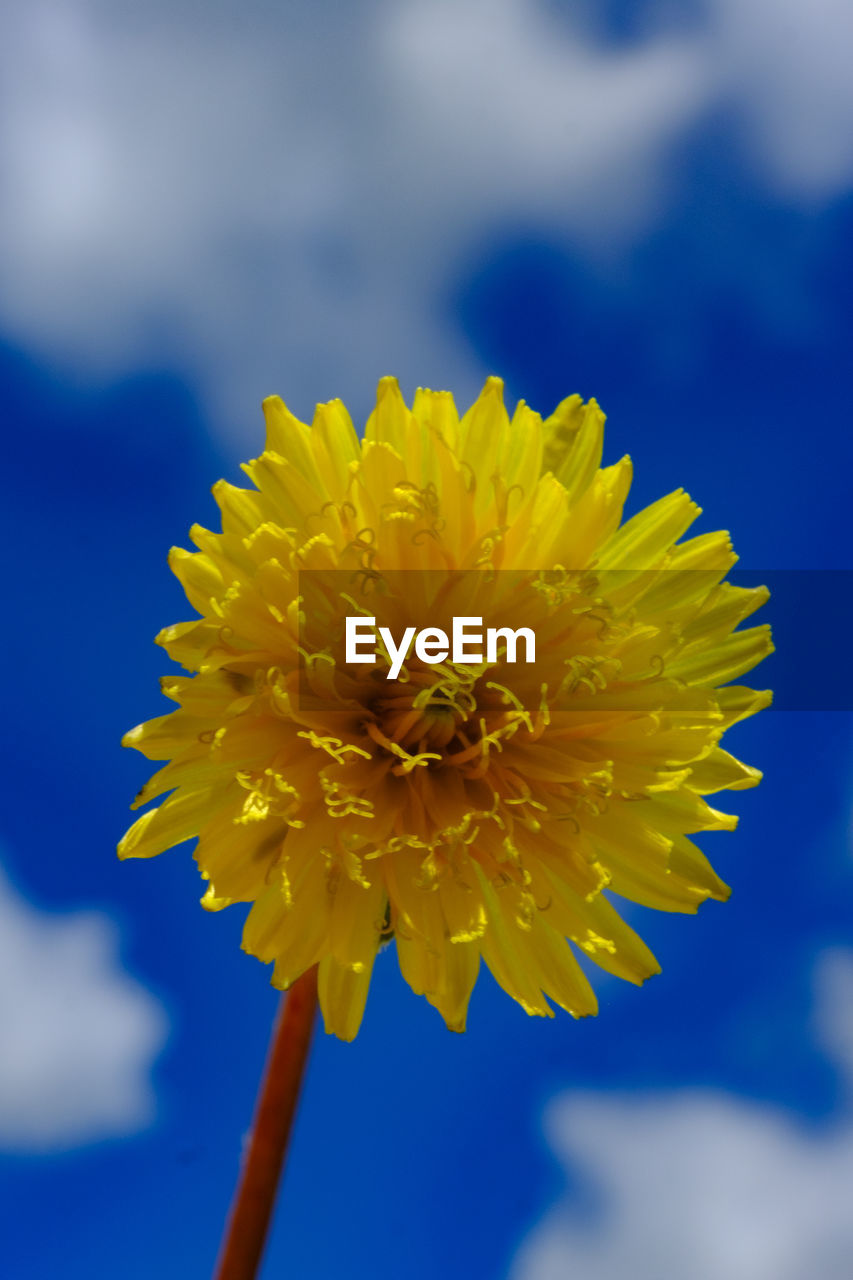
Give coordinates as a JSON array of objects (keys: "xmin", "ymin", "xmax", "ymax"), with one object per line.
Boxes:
[{"xmin": 214, "ymin": 966, "xmax": 319, "ymax": 1280}]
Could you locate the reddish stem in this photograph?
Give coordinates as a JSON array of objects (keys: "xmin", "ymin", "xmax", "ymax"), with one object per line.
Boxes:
[{"xmin": 214, "ymin": 967, "xmax": 319, "ymax": 1280}]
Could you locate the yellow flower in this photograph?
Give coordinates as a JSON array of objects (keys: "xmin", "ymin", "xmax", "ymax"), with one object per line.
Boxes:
[{"xmin": 119, "ymin": 378, "xmax": 772, "ymax": 1040}]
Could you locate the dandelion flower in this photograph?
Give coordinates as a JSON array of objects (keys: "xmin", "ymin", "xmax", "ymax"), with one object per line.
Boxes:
[{"xmin": 119, "ymin": 378, "xmax": 772, "ymax": 1039}]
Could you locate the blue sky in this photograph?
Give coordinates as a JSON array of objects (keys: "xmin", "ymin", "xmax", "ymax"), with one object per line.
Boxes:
[{"xmin": 1, "ymin": 3, "xmax": 852, "ymax": 1278}]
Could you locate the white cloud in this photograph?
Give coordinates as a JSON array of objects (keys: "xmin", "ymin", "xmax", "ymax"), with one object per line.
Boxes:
[
  {"xmin": 0, "ymin": 0, "xmax": 852, "ymax": 439},
  {"xmin": 511, "ymin": 950, "xmax": 853, "ymax": 1280},
  {"xmin": 0, "ymin": 861, "xmax": 166, "ymax": 1152},
  {"xmin": 710, "ymin": 0, "xmax": 853, "ymax": 199},
  {"xmin": 0, "ymin": 0, "xmax": 710, "ymax": 436}
]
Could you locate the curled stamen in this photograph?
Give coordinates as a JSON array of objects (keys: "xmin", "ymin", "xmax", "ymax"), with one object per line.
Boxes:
[
  {"xmin": 504, "ymin": 482, "xmax": 525, "ymax": 513},
  {"xmin": 554, "ymin": 812, "xmax": 581, "ymax": 834},
  {"xmin": 365, "ymin": 722, "xmax": 441, "ymax": 772},
  {"xmin": 320, "ymin": 499, "xmax": 357, "ymax": 523},
  {"xmin": 297, "ymin": 729, "xmax": 370, "ymax": 764},
  {"xmin": 339, "ymin": 589, "xmax": 377, "ymax": 620},
  {"xmin": 343, "ymin": 527, "xmax": 378, "ymax": 571},
  {"xmin": 296, "ymin": 645, "xmax": 335, "ymax": 669},
  {"xmin": 351, "ymin": 567, "xmax": 383, "ymax": 595},
  {"xmin": 411, "ymin": 524, "xmax": 442, "ymax": 546},
  {"xmin": 459, "ymin": 460, "xmax": 476, "ymax": 493}
]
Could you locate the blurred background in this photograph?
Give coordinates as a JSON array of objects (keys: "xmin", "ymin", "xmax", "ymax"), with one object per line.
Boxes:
[{"xmin": 1, "ymin": 2, "xmax": 852, "ymax": 1276}]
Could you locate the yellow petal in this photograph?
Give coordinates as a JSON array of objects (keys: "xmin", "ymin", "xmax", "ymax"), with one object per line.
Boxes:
[
  {"xmin": 118, "ymin": 784, "xmax": 227, "ymax": 860},
  {"xmin": 598, "ymin": 489, "xmax": 701, "ymax": 572},
  {"xmin": 686, "ymin": 747, "xmax": 763, "ymax": 794},
  {"xmin": 668, "ymin": 624, "xmax": 774, "ymax": 686},
  {"xmin": 262, "ymin": 396, "xmax": 318, "ymax": 482},
  {"xmin": 425, "ymin": 940, "xmax": 480, "ymax": 1031},
  {"xmin": 364, "ymin": 376, "xmax": 412, "ymax": 452},
  {"xmin": 318, "ymin": 953, "xmax": 376, "ymax": 1041},
  {"xmin": 547, "ymin": 397, "xmax": 605, "ymax": 502}
]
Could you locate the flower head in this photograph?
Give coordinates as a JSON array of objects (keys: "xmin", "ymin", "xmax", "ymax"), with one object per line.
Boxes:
[{"xmin": 119, "ymin": 378, "xmax": 771, "ymax": 1039}]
